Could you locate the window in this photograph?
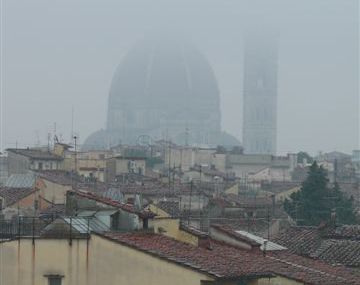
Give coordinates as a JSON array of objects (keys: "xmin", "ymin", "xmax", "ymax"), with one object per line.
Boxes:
[
  {"xmin": 45, "ymin": 275, "xmax": 63, "ymax": 285},
  {"xmin": 48, "ymin": 277, "xmax": 61, "ymax": 285}
]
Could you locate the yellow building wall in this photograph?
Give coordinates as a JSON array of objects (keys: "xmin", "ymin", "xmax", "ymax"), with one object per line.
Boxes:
[
  {"xmin": 38, "ymin": 179, "xmax": 71, "ymax": 204},
  {"xmin": 147, "ymin": 204, "xmax": 171, "ymax": 218},
  {"xmin": 225, "ymin": 184, "xmax": 239, "ymax": 195},
  {"xmin": 275, "ymin": 186, "xmax": 301, "ymax": 203},
  {"xmin": 0, "ymin": 239, "xmax": 89, "ymax": 285},
  {"xmin": 257, "ymin": 276, "xmax": 303, "ymax": 285},
  {"xmin": 151, "ymin": 218, "xmax": 199, "ymax": 246},
  {"xmin": 0, "ymin": 236, "xmax": 214, "ymax": 285},
  {"xmin": 90, "ymin": 234, "xmax": 213, "ymax": 285},
  {"xmin": 0, "ymin": 236, "xmax": 304, "ymax": 285}
]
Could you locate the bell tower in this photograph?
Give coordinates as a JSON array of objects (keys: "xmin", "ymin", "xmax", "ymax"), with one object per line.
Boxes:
[{"xmin": 243, "ymin": 31, "xmax": 278, "ymax": 155}]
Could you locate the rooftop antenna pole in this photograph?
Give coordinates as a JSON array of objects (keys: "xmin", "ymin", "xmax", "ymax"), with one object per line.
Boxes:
[
  {"xmin": 73, "ymin": 135, "xmax": 78, "ymax": 193},
  {"xmin": 53, "ymin": 122, "xmax": 57, "ymax": 148},
  {"xmin": 188, "ymin": 180, "xmax": 193, "ymax": 226},
  {"xmin": 71, "ymin": 106, "xmax": 74, "ymax": 143},
  {"xmin": 199, "ymin": 165, "xmax": 202, "ymax": 230},
  {"xmin": 168, "ymin": 137, "xmax": 171, "ymax": 191},
  {"xmin": 47, "ymin": 133, "xmax": 51, "ymax": 152},
  {"xmin": 267, "ymin": 206, "xmax": 270, "ymax": 240},
  {"xmin": 74, "ymin": 135, "xmax": 78, "ymax": 173}
]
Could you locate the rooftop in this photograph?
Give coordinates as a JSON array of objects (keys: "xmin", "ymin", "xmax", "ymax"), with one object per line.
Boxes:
[
  {"xmin": 36, "ymin": 170, "xmax": 80, "ymax": 186},
  {"xmin": 70, "ymin": 190, "xmax": 156, "ymax": 219},
  {"xmin": 235, "ymin": 230, "xmax": 287, "ymax": 251},
  {"xmin": 273, "ymin": 225, "xmax": 360, "ymax": 268},
  {"xmin": 99, "ymin": 231, "xmax": 360, "ymax": 284},
  {"xmin": 156, "ymin": 200, "xmax": 180, "ymax": 217},
  {"xmin": 7, "ymin": 148, "xmax": 63, "ymax": 161},
  {"xmin": 40, "ymin": 204, "xmax": 65, "ymax": 217},
  {"xmin": 5, "ymin": 173, "xmax": 36, "ymax": 188},
  {"xmin": 0, "ymin": 187, "xmax": 36, "ymax": 206}
]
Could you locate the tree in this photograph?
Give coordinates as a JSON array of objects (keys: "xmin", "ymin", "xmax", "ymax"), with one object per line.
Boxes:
[
  {"xmin": 297, "ymin": 151, "xmax": 313, "ymax": 164},
  {"xmin": 216, "ymin": 145, "xmax": 227, "ymax": 154},
  {"xmin": 284, "ymin": 162, "xmax": 356, "ymax": 226}
]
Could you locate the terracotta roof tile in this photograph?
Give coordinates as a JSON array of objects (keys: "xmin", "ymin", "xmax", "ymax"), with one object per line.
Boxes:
[
  {"xmin": 274, "ymin": 226, "xmax": 360, "ymax": 268},
  {"xmin": 99, "ymin": 232, "xmax": 360, "ymax": 284},
  {"xmin": 0, "ymin": 187, "xmax": 36, "ymax": 207}
]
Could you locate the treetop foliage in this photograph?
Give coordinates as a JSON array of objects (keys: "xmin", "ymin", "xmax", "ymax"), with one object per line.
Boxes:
[{"xmin": 284, "ymin": 161, "xmax": 356, "ymax": 226}]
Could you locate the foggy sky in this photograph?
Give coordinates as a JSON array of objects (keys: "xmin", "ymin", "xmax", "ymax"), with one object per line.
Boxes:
[{"xmin": 1, "ymin": 0, "xmax": 359, "ymax": 155}]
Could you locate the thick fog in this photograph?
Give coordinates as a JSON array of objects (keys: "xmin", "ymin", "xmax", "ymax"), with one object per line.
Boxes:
[{"xmin": 1, "ymin": 0, "xmax": 359, "ymax": 154}]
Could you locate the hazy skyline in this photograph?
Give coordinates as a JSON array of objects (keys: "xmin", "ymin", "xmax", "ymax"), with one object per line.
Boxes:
[{"xmin": 1, "ymin": 0, "xmax": 359, "ymax": 155}]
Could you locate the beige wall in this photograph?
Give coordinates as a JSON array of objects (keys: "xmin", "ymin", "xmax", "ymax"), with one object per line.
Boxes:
[
  {"xmin": 38, "ymin": 179, "xmax": 71, "ymax": 204},
  {"xmin": 165, "ymin": 148, "xmax": 226, "ymax": 172},
  {"xmin": 248, "ymin": 168, "xmax": 291, "ymax": 183},
  {"xmin": 275, "ymin": 186, "xmax": 301, "ymax": 203},
  {"xmin": 225, "ymin": 184, "xmax": 239, "ymax": 195},
  {"xmin": 151, "ymin": 218, "xmax": 199, "ymax": 246},
  {"xmin": 257, "ymin": 276, "xmax": 303, "ymax": 285},
  {"xmin": 0, "ymin": 236, "xmax": 213, "ymax": 285},
  {"xmin": 147, "ymin": 204, "xmax": 171, "ymax": 218},
  {"xmin": 63, "ymin": 151, "xmax": 108, "ymax": 182},
  {"xmin": 0, "ymin": 235, "xmax": 304, "ymax": 285},
  {"xmin": 114, "ymin": 158, "xmax": 146, "ymax": 175}
]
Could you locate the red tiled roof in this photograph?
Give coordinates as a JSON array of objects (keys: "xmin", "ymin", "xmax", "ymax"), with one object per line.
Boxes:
[
  {"xmin": 273, "ymin": 226, "xmax": 360, "ymax": 268},
  {"xmin": 100, "ymin": 232, "xmax": 273, "ymax": 279},
  {"xmin": 274, "ymin": 226, "xmax": 321, "ymax": 256},
  {"xmin": 0, "ymin": 187, "xmax": 36, "ymax": 206},
  {"xmin": 99, "ymin": 232, "xmax": 360, "ymax": 284},
  {"xmin": 71, "ymin": 190, "xmax": 155, "ymax": 219},
  {"xmin": 324, "ymin": 225, "xmax": 360, "ymax": 240}
]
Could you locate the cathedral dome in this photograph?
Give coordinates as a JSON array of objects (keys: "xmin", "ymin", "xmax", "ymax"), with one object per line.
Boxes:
[
  {"xmin": 106, "ymin": 37, "xmax": 221, "ymax": 135},
  {"xmin": 83, "ymin": 36, "xmax": 240, "ymax": 150}
]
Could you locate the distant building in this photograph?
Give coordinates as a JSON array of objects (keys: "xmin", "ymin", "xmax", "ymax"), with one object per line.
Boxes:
[
  {"xmin": 352, "ymin": 150, "xmax": 360, "ymax": 178},
  {"xmin": 6, "ymin": 148, "xmax": 63, "ymax": 175},
  {"xmin": 243, "ymin": 32, "xmax": 278, "ymax": 155},
  {"xmin": 83, "ymin": 37, "xmax": 240, "ymax": 150},
  {"xmin": 63, "ymin": 150, "xmax": 111, "ymax": 182},
  {"xmin": 164, "ymin": 145, "xmax": 226, "ymax": 172},
  {"xmin": 226, "ymin": 153, "xmax": 297, "ymax": 182},
  {"xmin": 0, "ymin": 187, "xmax": 39, "ymax": 219},
  {"xmin": 0, "ymin": 156, "xmax": 8, "ymax": 186},
  {"xmin": 106, "ymin": 155, "xmax": 147, "ymax": 183}
]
